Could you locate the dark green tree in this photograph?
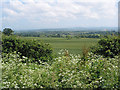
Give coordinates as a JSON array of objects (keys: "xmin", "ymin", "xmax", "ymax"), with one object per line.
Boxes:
[{"xmin": 3, "ymin": 28, "xmax": 14, "ymax": 36}]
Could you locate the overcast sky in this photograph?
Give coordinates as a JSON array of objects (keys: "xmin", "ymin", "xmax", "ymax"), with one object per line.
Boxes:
[{"xmin": 0, "ymin": 0, "xmax": 119, "ymax": 30}]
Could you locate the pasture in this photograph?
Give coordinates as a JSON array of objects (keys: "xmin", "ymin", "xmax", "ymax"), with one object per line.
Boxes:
[{"xmin": 20, "ymin": 37, "xmax": 99, "ymax": 55}]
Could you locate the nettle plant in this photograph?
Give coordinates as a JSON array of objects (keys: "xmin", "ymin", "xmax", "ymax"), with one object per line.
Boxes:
[{"xmin": 2, "ymin": 51, "xmax": 119, "ymax": 88}]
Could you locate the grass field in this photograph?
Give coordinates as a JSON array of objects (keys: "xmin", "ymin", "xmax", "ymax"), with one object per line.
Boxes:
[{"xmin": 20, "ymin": 37, "xmax": 99, "ymax": 55}]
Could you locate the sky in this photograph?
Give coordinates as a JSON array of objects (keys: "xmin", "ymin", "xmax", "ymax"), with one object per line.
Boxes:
[{"xmin": 0, "ymin": 0, "xmax": 119, "ymax": 30}]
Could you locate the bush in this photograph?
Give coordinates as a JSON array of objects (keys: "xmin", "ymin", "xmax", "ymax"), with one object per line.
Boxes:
[
  {"xmin": 91, "ymin": 36, "xmax": 120, "ymax": 58},
  {"xmin": 2, "ymin": 35, "xmax": 53, "ymax": 63},
  {"xmin": 3, "ymin": 28, "xmax": 14, "ymax": 36},
  {"xmin": 2, "ymin": 51, "xmax": 119, "ymax": 88}
]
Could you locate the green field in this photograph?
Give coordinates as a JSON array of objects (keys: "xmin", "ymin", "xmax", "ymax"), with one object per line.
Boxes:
[{"xmin": 20, "ymin": 37, "xmax": 99, "ymax": 55}]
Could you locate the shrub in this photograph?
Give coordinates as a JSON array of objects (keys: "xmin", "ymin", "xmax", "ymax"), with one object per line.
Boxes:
[
  {"xmin": 91, "ymin": 36, "xmax": 120, "ymax": 58},
  {"xmin": 2, "ymin": 51, "xmax": 119, "ymax": 88},
  {"xmin": 2, "ymin": 36, "xmax": 53, "ymax": 62}
]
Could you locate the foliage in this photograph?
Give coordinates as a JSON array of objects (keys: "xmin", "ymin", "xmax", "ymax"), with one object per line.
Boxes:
[
  {"xmin": 66, "ymin": 35, "xmax": 72, "ymax": 40},
  {"xmin": 91, "ymin": 36, "xmax": 120, "ymax": 58},
  {"xmin": 2, "ymin": 35, "xmax": 53, "ymax": 62},
  {"xmin": 2, "ymin": 51, "xmax": 119, "ymax": 88},
  {"xmin": 15, "ymin": 30, "xmax": 117, "ymax": 38},
  {"xmin": 3, "ymin": 28, "xmax": 14, "ymax": 36},
  {"xmin": 75, "ymin": 34, "xmax": 100, "ymax": 38}
]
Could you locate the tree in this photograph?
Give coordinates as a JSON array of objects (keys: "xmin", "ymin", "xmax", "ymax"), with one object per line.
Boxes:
[
  {"xmin": 66, "ymin": 35, "xmax": 72, "ymax": 40},
  {"xmin": 57, "ymin": 34, "xmax": 61, "ymax": 37},
  {"xmin": 3, "ymin": 28, "xmax": 14, "ymax": 36}
]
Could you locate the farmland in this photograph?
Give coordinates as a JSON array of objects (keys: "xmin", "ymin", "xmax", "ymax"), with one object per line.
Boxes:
[{"xmin": 19, "ymin": 37, "xmax": 99, "ymax": 55}]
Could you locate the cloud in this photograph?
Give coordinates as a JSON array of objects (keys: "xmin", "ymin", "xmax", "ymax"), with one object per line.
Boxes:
[
  {"xmin": 5, "ymin": 0, "xmax": 117, "ymax": 18},
  {"xmin": 2, "ymin": 0, "xmax": 118, "ymax": 29}
]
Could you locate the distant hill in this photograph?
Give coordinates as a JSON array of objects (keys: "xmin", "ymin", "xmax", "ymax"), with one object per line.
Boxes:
[{"xmin": 15, "ymin": 27, "xmax": 117, "ymax": 32}]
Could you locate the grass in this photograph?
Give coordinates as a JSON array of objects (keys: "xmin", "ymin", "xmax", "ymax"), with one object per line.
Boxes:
[{"xmin": 19, "ymin": 37, "xmax": 99, "ymax": 55}]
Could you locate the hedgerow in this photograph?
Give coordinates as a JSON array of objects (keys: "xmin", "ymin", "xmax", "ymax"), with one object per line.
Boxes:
[
  {"xmin": 2, "ymin": 51, "xmax": 119, "ymax": 88},
  {"xmin": 2, "ymin": 35, "xmax": 53, "ymax": 62}
]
